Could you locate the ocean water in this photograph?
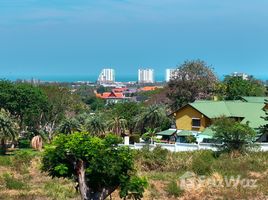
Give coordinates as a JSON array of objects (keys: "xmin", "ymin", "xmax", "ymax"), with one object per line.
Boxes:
[{"xmin": 1, "ymin": 74, "xmax": 267, "ymax": 83}]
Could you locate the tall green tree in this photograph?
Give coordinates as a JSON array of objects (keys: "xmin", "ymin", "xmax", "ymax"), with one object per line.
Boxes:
[
  {"xmin": 135, "ymin": 105, "xmax": 171, "ymax": 134},
  {"xmin": 107, "ymin": 116, "xmax": 127, "ymax": 136},
  {"xmin": 42, "ymin": 133, "xmax": 147, "ymax": 200},
  {"xmin": 212, "ymin": 117, "xmax": 256, "ymax": 153},
  {"xmin": 85, "ymin": 116, "xmax": 106, "ymax": 136},
  {"xmin": 0, "ymin": 111, "xmax": 18, "ymax": 154},
  {"xmin": 223, "ymin": 76, "xmax": 266, "ymax": 100},
  {"xmin": 40, "ymin": 85, "xmax": 85, "ymax": 140},
  {"xmin": 112, "ymin": 102, "xmax": 142, "ymax": 134},
  {"xmin": 0, "ymin": 81, "xmax": 48, "ymax": 133},
  {"xmin": 166, "ymin": 60, "xmax": 218, "ymax": 111},
  {"xmin": 58, "ymin": 118, "xmax": 81, "ymax": 135}
]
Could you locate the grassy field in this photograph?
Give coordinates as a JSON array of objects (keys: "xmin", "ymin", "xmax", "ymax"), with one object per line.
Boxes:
[{"xmin": 0, "ymin": 147, "xmax": 268, "ymax": 199}]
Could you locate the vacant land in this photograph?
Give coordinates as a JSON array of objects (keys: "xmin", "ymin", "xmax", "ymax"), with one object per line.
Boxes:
[{"xmin": 0, "ymin": 148, "xmax": 268, "ymax": 200}]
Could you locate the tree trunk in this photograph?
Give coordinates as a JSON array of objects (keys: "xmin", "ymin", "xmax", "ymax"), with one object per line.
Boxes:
[
  {"xmin": 75, "ymin": 160, "xmax": 117, "ymax": 200},
  {"xmin": 76, "ymin": 160, "xmax": 90, "ymax": 200},
  {"xmin": 0, "ymin": 138, "xmax": 7, "ymax": 155}
]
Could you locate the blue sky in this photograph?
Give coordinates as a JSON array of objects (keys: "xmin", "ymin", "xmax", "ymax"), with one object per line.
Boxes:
[{"xmin": 0, "ymin": 0, "xmax": 268, "ymax": 80}]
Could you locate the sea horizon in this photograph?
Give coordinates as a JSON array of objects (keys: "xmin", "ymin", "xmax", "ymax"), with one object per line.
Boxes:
[{"xmin": 0, "ymin": 74, "xmax": 267, "ymax": 83}]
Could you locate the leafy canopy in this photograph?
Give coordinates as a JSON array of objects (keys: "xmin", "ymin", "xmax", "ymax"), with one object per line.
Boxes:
[
  {"xmin": 42, "ymin": 132, "xmax": 147, "ymax": 199},
  {"xmin": 212, "ymin": 117, "xmax": 256, "ymax": 153}
]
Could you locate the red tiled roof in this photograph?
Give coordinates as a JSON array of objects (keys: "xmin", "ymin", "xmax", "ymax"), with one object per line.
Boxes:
[{"xmin": 96, "ymin": 91, "xmax": 125, "ymax": 99}]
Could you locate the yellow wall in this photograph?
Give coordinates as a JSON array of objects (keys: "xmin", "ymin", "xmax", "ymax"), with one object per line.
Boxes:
[{"xmin": 175, "ymin": 105, "xmax": 211, "ymax": 131}]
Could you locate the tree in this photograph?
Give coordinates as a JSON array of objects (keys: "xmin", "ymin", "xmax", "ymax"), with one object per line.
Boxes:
[
  {"xmin": 85, "ymin": 116, "xmax": 106, "ymax": 136},
  {"xmin": 107, "ymin": 116, "xmax": 127, "ymax": 136},
  {"xmin": 40, "ymin": 85, "xmax": 85, "ymax": 140},
  {"xmin": 259, "ymin": 99, "xmax": 268, "ymax": 139},
  {"xmin": 112, "ymin": 102, "xmax": 142, "ymax": 134},
  {"xmin": 0, "ymin": 81, "xmax": 48, "ymax": 133},
  {"xmin": 212, "ymin": 117, "xmax": 256, "ymax": 152},
  {"xmin": 42, "ymin": 133, "xmax": 147, "ymax": 200},
  {"xmin": 166, "ymin": 60, "xmax": 218, "ymax": 111},
  {"xmin": 58, "ymin": 118, "xmax": 81, "ymax": 135},
  {"xmin": 0, "ymin": 111, "xmax": 18, "ymax": 154},
  {"xmin": 223, "ymin": 76, "xmax": 266, "ymax": 100},
  {"xmin": 135, "ymin": 105, "xmax": 171, "ymax": 134}
]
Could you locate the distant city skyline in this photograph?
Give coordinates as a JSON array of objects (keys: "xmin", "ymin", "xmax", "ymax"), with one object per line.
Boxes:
[{"xmin": 0, "ymin": 1, "xmax": 268, "ymax": 79}]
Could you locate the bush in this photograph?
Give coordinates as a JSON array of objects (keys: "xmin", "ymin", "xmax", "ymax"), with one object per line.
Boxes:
[
  {"xmin": 18, "ymin": 138, "xmax": 31, "ymax": 149},
  {"xmin": 191, "ymin": 150, "xmax": 215, "ymax": 175},
  {"xmin": 165, "ymin": 180, "xmax": 184, "ymax": 197},
  {"xmin": 129, "ymin": 134, "xmax": 140, "ymax": 144},
  {"xmin": 2, "ymin": 173, "xmax": 28, "ymax": 190},
  {"xmin": 137, "ymin": 145, "xmax": 168, "ymax": 171}
]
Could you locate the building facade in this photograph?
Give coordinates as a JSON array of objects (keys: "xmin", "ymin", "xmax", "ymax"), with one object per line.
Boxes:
[
  {"xmin": 165, "ymin": 69, "xmax": 176, "ymax": 82},
  {"xmin": 98, "ymin": 68, "xmax": 115, "ymax": 83},
  {"xmin": 138, "ymin": 68, "xmax": 154, "ymax": 83}
]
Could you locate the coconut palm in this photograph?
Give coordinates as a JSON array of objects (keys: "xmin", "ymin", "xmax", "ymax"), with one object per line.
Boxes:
[
  {"xmin": 85, "ymin": 116, "xmax": 106, "ymax": 136},
  {"xmin": 107, "ymin": 116, "xmax": 127, "ymax": 136},
  {"xmin": 0, "ymin": 111, "xmax": 18, "ymax": 154},
  {"xmin": 135, "ymin": 105, "xmax": 168, "ymax": 134},
  {"xmin": 58, "ymin": 117, "xmax": 81, "ymax": 134}
]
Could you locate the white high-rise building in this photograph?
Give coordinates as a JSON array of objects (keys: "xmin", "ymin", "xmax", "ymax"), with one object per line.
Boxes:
[
  {"xmin": 138, "ymin": 68, "xmax": 154, "ymax": 83},
  {"xmin": 231, "ymin": 72, "xmax": 249, "ymax": 80},
  {"xmin": 165, "ymin": 69, "xmax": 176, "ymax": 82},
  {"xmin": 98, "ymin": 68, "xmax": 115, "ymax": 83}
]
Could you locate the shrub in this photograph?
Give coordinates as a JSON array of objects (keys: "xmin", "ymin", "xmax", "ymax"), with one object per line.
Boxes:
[
  {"xmin": 129, "ymin": 134, "xmax": 140, "ymax": 144},
  {"xmin": 2, "ymin": 173, "xmax": 28, "ymax": 190},
  {"xmin": 191, "ymin": 150, "xmax": 215, "ymax": 175},
  {"xmin": 18, "ymin": 138, "xmax": 31, "ymax": 149},
  {"xmin": 212, "ymin": 117, "xmax": 257, "ymax": 153},
  {"xmin": 138, "ymin": 145, "xmax": 168, "ymax": 171},
  {"xmin": 165, "ymin": 180, "xmax": 184, "ymax": 197}
]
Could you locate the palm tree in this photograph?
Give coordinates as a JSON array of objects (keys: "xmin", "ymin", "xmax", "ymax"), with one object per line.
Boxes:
[
  {"xmin": 0, "ymin": 111, "xmax": 17, "ymax": 154},
  {"xmin": 135, "ymin": 105, "xmax": 168, "ymax": 134},
  {"xmin": 107, "ymin": 116, "xmax": 127, "ymax": 136},
  {"xmin": 85, "ymin": 116, "xmax": 106, "ymax": 137},
  {"xmin": 58, "ymin": 118, "xmax": 81, "ymax": 134}
]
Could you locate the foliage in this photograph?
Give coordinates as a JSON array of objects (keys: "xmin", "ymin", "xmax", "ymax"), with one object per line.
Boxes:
[
  {"xmin": 212, "ymin": 117, "xmax": 257, "ymax": 152},
  {"xmin": 166, "ymin": 60, "xmax": 218, "ymax": 111},
  {"xmin": 0, "ymin": 110, "xmax": 18, "ymax": 154},
  {"xmin": 42, "ymin": 132, "xmax": 147, "ymax": 199},
  {"xmin": 223, "ymin": 76, "xmax": 266, "ymax": 100},
  {"xmin": 185, "ymin": 135, "xmax": 197, "ymax": 143},
  {"xmin": 85, "ymin": 115, "xmax": 106, "ymax": 136},
  {"xmin": 0, "ymin": 81, "xmax": 48, "ymax": 132},
  {"xmin": 107, "ymin": 116, "xmax": 127, "ymax": 136},
  {"xmin": 165, "ymin": 180, "xmax": 184, "ymax": 197},
  {"xmin": 112, "ymin": 102, "xmax": 142, "ymax": 134},
  {"xmin": 57, "ymin": 117, "xmax": 81, "ymax": 134},
  {"xmin": 135, "ymin": 105, "xmax": 170, "ymax": 134},
  {"xmin": 137, "ymin": 145, "xmax": 169, "ymax": 171},
  {"xmin": 18, "ymin": 138, "xmax": 31, "ymax": 148},
  {"xmin": 259, "ymin": 99, "xmax": 268, "ymax": 138},
  {"xmin": 191, "ymin": 150, "xmax": 215, "ymax": 175}
]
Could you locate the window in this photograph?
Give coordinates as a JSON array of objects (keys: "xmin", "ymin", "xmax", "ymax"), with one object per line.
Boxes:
[{"xmin": 192, "ymin": 118, "xmax": 201, "ymax": 128}]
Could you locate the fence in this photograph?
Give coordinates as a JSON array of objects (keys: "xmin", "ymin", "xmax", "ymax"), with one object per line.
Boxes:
[{"xmin": 120, "ymin": 142, "xmax": 268, "ymax": 152}]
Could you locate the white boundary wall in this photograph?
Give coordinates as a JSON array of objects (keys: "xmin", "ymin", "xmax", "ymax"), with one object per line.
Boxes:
[{"xmin": 120, "ymin": 142, "xmax": 268, "ymax": 152}]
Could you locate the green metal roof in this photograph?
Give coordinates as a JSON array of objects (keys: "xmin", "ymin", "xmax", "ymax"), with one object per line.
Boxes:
[
  {"xmin": 156, "ymin": 129, "xmax": 176, "ymax": 136},
  {"xmin": 188, "ymin": 101, "xmax": 266, "ymax": 129},
  {"xmin": 241, "ymin": 96, "xmax": 268, "ymax": 103},
  {"xmin": 200, "ymin": 127, "xmax": 215, "ymax": 137},
  {"xmin": 177, "ymin": 130, "xmax": 193, "ymax": 136}
]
